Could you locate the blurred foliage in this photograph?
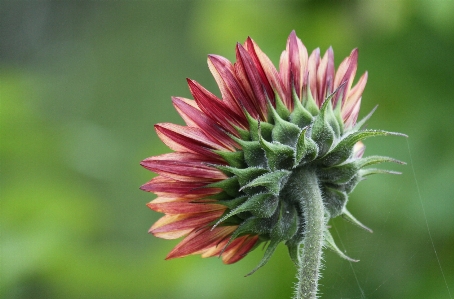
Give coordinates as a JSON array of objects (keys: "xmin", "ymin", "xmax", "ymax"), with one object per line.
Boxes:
[{"xmin": 1, "ymin": 1, "xmax": 453, "ymax": 298}]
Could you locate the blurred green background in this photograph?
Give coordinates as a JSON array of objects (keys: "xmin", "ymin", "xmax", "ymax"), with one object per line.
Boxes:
[{"xmin": 1, "ymin": 1, "xmax": 453, "ymax": 298}]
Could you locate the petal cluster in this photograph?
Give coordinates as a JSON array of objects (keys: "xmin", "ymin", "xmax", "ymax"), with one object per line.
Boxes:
[{"xmin": 141, "ymin": 31, "xmax": 403, "ymax": 269}]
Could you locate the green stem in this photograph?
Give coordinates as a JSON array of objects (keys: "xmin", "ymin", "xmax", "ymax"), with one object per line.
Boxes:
[{"xmin": 294, "ymin": 169, "xmax": 325, "ymax": 299}]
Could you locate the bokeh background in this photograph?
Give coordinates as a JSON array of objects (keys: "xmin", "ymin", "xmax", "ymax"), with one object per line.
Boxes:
[{"xmin": 2, "ymin": 1, "xmax": 453, "ymax": 298}]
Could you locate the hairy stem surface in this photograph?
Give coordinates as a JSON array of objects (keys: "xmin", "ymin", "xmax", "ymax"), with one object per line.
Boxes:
[{"xmin": 293, "ymin": 169, "xmax": 325, "ymax": 299}]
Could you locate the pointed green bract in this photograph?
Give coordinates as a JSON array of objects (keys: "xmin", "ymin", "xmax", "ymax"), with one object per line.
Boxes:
[
  {"xmin": 303, "ymin": 83, "xmax": 319, "ymax": 116},
  {"xmin": 311, "ymin": 99, "xmax": 335, "ymax": 156},
  {"xmin": 245, "ymin": 240, "xmax": 280, "ymax": 276},
  {"xmin": 322, "ymin": 186, "xmax": 348, "ymax": 218},
  {"xmin": 231, "ymin": 137, "xmax": 268, "ymax": 168},
  {"xmin": 342, "ymin": 209, "xmax": 373, "ymax": 233},
  {"xmin": 324, "ymin": 229, "xmax": 358, "ymax": 262},
  {"xmin": 241, "ymin": 170, "xmax": 291, "ymax": 195},
  {"xmin": 322, "ymin": 130, "xmax": 400, "ymax": 166},
  {"xmin": 290, "ymin": 89, "xmax": 313, "ymax": 128},
  {"xmin": 295, "ymin": 128, "xmax": 318, "ymax": 166},
  {"xmin": 274, "ymin": 92, "xmax": 291, "ymax": 120},
  {"xmin": 359, "ymin": 168, "xmax": 402, "ymax": 176},
  {"xmin": 353, "ymin": 105, "xmax": 378, "ymax": 131},
  {"xmin": 245, "ymin": 111, "xmax": 273, "ymax": 141},
  {"xmin": 214, "ymin": 150, "xmax": 245, "ymax": 168},
  {"xmin": 268, "ymin": 101, "xmax": 301, "ymax": 147},
  {"xmin": 259, "ymin": 137, "xmax": 295, "ymax": 170}
]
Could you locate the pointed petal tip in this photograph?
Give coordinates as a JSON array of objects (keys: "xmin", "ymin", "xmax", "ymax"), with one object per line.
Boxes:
[
  {"xmin": 245, "ymin": 36, "xmax": 254, "ymax": 44},
  {"xmin": 139, "ymin": 184, "xmax": 150, "ymax": 192},
  {"xmin": 207, "ymin": 54, "xmax": 223, "ymax": 63}
]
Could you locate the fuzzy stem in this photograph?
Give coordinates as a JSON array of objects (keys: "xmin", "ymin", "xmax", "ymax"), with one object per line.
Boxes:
[{"xmin": 294, "ymin": 169, "xmax": 325, "ymax": 299}]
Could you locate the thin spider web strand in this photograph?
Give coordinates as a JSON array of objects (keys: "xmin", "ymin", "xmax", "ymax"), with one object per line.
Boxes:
[
  {"xmin": 406, "ymin": 139, "xmax": 452, "ymax": 299},
  {"xmin": 333, "ymin": 225, "xmax": 366, "ymax": 299},
  {"xmin": 369, "ymin": 250, "xmax": 420, "ymax": 295}
]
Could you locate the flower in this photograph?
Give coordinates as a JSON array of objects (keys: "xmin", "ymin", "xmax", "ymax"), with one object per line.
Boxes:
[{"xmin": 141, "ymin": 30, "xmax": 404, "ymax": 273}]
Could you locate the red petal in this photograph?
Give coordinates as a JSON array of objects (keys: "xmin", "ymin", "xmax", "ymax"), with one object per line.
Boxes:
[
  {"xmin": 171, "ymin": 97, "xmax": 201, "ymax": 128},
  {"xmin": 208, "ymin": 54, "xmax": 261, "ymax": 120},
  {"xmin": 166, "ymin": 226, "xmax": 237, "ymax": 259},
  {"xmin": 206, "ymin": 55, "xmax": 246, "ymax": 117},
  {"xmin": 333, "ymin": 49, "xmax": 358, "ymax": 107},
  {"xmin": 287, "ymin": 30, "xmax": 308, "ymax": 103},
  {"xmin": 245, "ymin": 37, "xmax": 286, "ymax": 106},
  {"xmin": 149, "ymin": 214, "xmax": 194, "ymax": 239},
  {"xmin": 343, "ymin": 97, "xmax": 362, "ymax": 129},
  {"xmin": 150, "ymin": 210, "xmax": 225, "ymax": 239},
  {"xmin": 141, "ymin": 156, "xmax": 227, "ymax": 182},
  {"xmin": 172, "ymin": 97, "xmax": 237, "ymax": 150},
  {"xmin": 145, "ymin": 152, "xmax": 211, "ymax": 163},
  {"xmin": 306, "ymin": 48, "xmax": 320, "ymax": 102},
  {"xmin": 140, "ymin": 176, "xmax": 221, "ymax": 196},
  {"xmin": 147, "ymin": 198, "xmax": 225, "ymax": 214},
  {"xmin": 187, "ymin": 79, "xmax": 246, "ymax": 132},
  {"xmin": 235, "ymin": 43, "xmax": 268, "ymax": 120},
  {"xmin": 343, "ymin": 71, "xmax": 367, "ymax": 120},
  {"xmin": 279, "ymin": 48, "xmax": 291, "ymax": 104},
  {"xmin": 317, "ymin": 47, "xmax": 335, "ymax": 106},
  {"xmin": 155, "ymin": 123, "xmax": 225, "ymax": 161},
  {"xmin": 222, "ymin": 235, "xmax": 259, "ymax": 264}
]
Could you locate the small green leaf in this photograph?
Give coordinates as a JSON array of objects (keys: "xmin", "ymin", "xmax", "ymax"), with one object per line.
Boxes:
[
  {"xmin": 241, "ymin": 170, "xmax": 291, "ymax": 195},
  {"xmin": 215, "ymin": 165, "xmax": 268, "ymax": 187},
  {"xmin": 213, "ymin": 150, "xmax": 245, "ymax": 168},
  {"xmin": 303, "ymin": 83, "xmax": 319, "ymax": 116},
  {"xmin": 268, "ymin": 100, "xmax": 302, "ymax": 147},
  {"xmin": 230, "ymin": 136, "xmax": 267, "ymax": 168},
  {"xmin": 290, "ymin": 88, "xmax": 313, "ymax": 128},
  {"xmin": 324, "ymin": 229, "xmax": 359, "ymax": 262},
  {"xmin": 295, "ymin": 128, "xmax": 318, "ymax": 166},
  {"xmin": 285, "ymin": 226, "xmax": 304, "ymax": 265},
  {"xmin": 311, "ymin": 99, "xmax": 335, "ymax": 156},
  {"xmin": 205, "ymin": 176, "xmax": 240, "ymax": 197},
  {"xmin": 323, "ymin": 130, "xmax": 402, "ymax": 166},
  {"xmin": 357, "ymin": 155, "xmax": 406, "ymax": 169},
  {"xmin": 216, "ymin": 195, "xmax": 248, "ymax": 209},
  {"xmin": 322, "ymin": 185, "xmax": 348, "ymax": 218},
  {"xmin": 317, "ymin": 162, "xmax": 358, "ymax": 184},
  {"xmin": 274, "ymin": 92, "xmax": 291, "ymax": 120},
  {"xmin": 342, "ymin": 174, "xmax": 361, "ymax": 194},
  {"xmin": 212, "ymin": 193, "xmax": 278, "ymax": 228},
  {"xmin": 342, "ymin": 209, "xmax": 373, "ymax": 233},
  {"xmin": 245, "ymin": 110, "xmax": 273, "ymax": 141},
  {"xmin": 333, "ymin": 95, "xmax": 344, "ymax": 135},
  {"xmin": 359, "ymin": 168, "xmax": 402, "ymax": 177},
  {"xmin": 352, "ymin": 105, "xmax": 378, "ymax": 131},
  {"xmin": 271, "ymin": 202, "xmax": 299, "ymax": 241},
  {"xmin": 324, "ymin": 99, "xmax": 341, "ymax": 138},
  {"xmin": 259, "ymin": 137, "xmax": 295, "ymax": 170},
  {"xmin": 233, "ymin": 125, "xmax": 251, "ymax": 140},
  {"xmin": 231, "ymin": 216, "xmax": 274, "ymax": 238},
  {"xmin": 245, "ymin": 240, "xmax": 280, "ymax": 276}
]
